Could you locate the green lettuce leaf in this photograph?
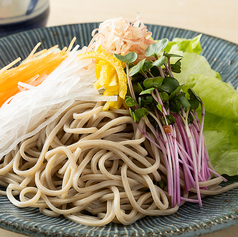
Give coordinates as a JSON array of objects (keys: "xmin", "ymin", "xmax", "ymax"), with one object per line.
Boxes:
[
  {"xmin": 164, "ymin": 35, "xmax": 218, "ymax": 85},
  {"xmin": 186, "ymin": 73, "xmax": 238, "ymax": 175},
  {"xmin": 186, "ymin": 74, "xmax": 238, "ymax": 120},
  {"xmin": 173, "ymin": 52, "xmax": 217, "ymax": 85},
  {"xmin": 215, "ymin": 71, "xmax": 223, "ymax": 80},
  {"xmin": 165, "ymin": 34, "xmax": 202, "ymax": 54},
  {"xmin": 203, "ymin": 111, "xmax": 238, "ymax": 175}
]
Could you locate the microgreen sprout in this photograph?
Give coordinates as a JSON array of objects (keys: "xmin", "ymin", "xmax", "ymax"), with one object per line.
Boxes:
[
  {"xmin": 145, "ymin": 38, "xmax": 169, "ymax": 58},
  {"xmin": 114, "ymin": 38, "xmax": 221, "ymax": 208}
]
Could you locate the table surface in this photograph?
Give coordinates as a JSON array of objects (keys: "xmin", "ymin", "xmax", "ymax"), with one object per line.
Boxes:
[{"xmin": 0, "ymin": 0, "xmax": 238, "ymax": 236}]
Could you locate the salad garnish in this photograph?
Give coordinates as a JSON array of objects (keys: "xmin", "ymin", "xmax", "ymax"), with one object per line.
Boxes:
[{"xmin": 113, "ymin": 39, "xmax": 224, "ymax": 207}]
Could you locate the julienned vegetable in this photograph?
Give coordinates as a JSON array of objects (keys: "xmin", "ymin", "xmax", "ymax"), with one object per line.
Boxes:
[
  {"xmin": 114, "ymin": 39, "xmax": 224, "ymax": 207},
  {"xmin": 0, "ymin": 44, "xmax": 68, "ymax": 107}
]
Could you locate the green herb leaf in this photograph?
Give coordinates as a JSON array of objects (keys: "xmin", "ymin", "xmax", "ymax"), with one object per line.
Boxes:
[
  {"xmin": 166, "ymin": 115, "xmax": 176, "ymax": 124},
  {"xmin": 114, "ymin": 52, "xmax": 137, "ymax": 64},
  {"xmin": 175, "ymin": 58, "xmax": 182, "ymax": 66},
  {"xmin": 134, "ymin": 108, "xmax": 148, "ymax": 119},
  {"xmin": 189, "ymin": 99, "xmax": 200, "ymax": 109},
  {"xmin": 162, "ymin": 114, "xmax": 176, "ymax": 125},
  {"xmin": 141, "ymin": 95, "xmax": 154, "ymax": 107},
  {"xmin": 129, "ymin": 108, "xmax": 138, "ymax": 122},
  {"xmin": 145, "ymin": 95, "xmax": 154, "ymax": 103},
  {"xmin": 159, "ymin": 77, "xmax": 180, "ymax": 93},
  {"xmin": 139, "ymin": 88, "xmax": 155, "ymax": 95},
  {"xmin": 155, "ymin": 38, "xmax": 169, "ymax": 54},
  {"xmin": 169, "ymin": 97, "xmax": 182, "ymax": 113},
  {"xmin": 169, "ymin": 85, "xmax": 182, "ymax": 99},
  {"xmin": 143, "ymin": 77, "xmax": 163, "ymax": 88},
  {"xmin": 125, "ymin": 96, "xmax": 137, "ymax": 107},
  {"xmin": 187, "ymin": 113, "xmax": 194, "ymax": 123},
  {"xmin": 153, "ymin": 56, "xmax": 166, "ymax": 67},
  {"xmin": 142, "ymin": 61, "xmax": 153, "ymax": 71},
  {"xmin": 186, "ymin": 88, "xmax": 201, "ymax": 109},
  {"xmin": 129, "ymin": 58, "xmax": 146, "ymax": 76},
  {"xmin": 188, "ymin": 88, "xmax": 201, "ymax": 102},
  {"xmin": 129, "ymin": 107, "xmax": 134, "ymax": 117},
  {"xmin": 145, "ymin": 38, "xmax": 169, "ymax": 57},
  {"xmin": 171, "ymin": 65, "xmax": 181, "ymax": 73},
  {"xmin": 150, "ymin": 66, "xmax": 160, "ymax": 77},
  {"xmin": 180, "ymin": 96, "xmax": 191, "ymax": 109},
  {"xmin": 160, "ymin": 92, "xmax": 170, "ymax": 101},
  {"xmin": 157, "ymin": 102, "xmax": 163, "ymax": 113},
  {"xmin": 138, "ymin": 97, "xmax": 142, "ymax": 107},
  {"xmin": 145, "ymin": 43, "xmax": 158, "ymax": 57},
  {"xmin": 171, "ymin": 58, "xmax": 182, "ymax": 73},
  {"xmin": 133, "ymin": 82, "xmax": 143, "ymax": 94},
  {"xmin": 164, "ymin": 52, "xmax": 183, "ymax": 58}
]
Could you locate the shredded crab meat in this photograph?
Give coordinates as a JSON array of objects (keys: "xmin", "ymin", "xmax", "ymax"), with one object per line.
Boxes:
[{"xmin": 87, "ymin": 17, "xmax": 155, "ymax": 61}]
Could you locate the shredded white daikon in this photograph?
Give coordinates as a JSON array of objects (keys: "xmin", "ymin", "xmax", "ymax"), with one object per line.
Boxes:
[{"xmin": 0, "ymin": 45, "xmax": 117, "ymax": 159}]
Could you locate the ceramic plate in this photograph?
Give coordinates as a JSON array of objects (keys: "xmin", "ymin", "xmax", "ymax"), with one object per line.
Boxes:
[{"xmin": 0, "ymin": 23, "xmax": 237, "ymax": 237}]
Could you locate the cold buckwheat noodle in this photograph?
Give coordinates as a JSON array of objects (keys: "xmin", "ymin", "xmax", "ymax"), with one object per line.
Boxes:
[{"xmin": 0, "ymin": 100, "xmax": 237, "ymax": 226}]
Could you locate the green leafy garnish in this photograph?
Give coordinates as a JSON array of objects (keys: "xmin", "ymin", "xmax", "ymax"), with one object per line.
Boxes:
[
  {"xmin": 129, "ymin": 59, "xmax": 146, "ymax": 76},
  {"xmin": 114, "ymin": 52, "xmax": 137, "ymax": 64},
  {"xmin": 152, "ymin": 56, "xmax": 166, "ymax": 67},
  {"xmin": 145, "ymin": 38, "xmax": 169, "ymax": 57},
  {"xmin": 139, "ymin": 88, "xmax": 155, "ymax": 95},
  {"xmin": 143, "ymin": 77, "xmax": 163, "ymax": 88},
  {"xmin": 125, "ymin": 96, "xmax": 137, "ymax": 107}
]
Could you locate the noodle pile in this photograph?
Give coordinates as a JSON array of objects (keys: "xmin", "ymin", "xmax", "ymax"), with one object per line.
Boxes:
[{"xmin": 0, "ymin": 101, "xmax": 237, "ymax": 226}]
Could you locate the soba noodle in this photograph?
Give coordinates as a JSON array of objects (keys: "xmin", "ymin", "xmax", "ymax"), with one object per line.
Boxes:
[{"xmin": 0, "ymin": 100, "xmax": 237, "ymax": 226}]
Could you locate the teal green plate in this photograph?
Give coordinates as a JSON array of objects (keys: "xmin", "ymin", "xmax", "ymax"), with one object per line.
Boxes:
[{"xmin": 0, "ymin": 23, "xmax": 237, "ymax": 237}]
